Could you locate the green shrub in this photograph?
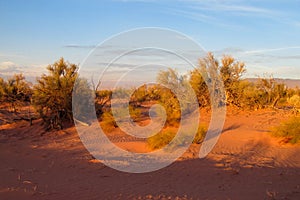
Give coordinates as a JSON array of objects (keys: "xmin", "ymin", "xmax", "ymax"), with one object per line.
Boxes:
[
  {"xmin": 288, "ymin": 95, "xmax": 300, "ymax": 108},
  {"xmin": 147, "ymin": 124, "xmax": 208, "ymax": 150},
  {"xmin": 147, "ymin": 129, "xmax": 176, "ymax": 150},
  {"xmin": 128, "ymin": 105, "xmax": 142, "ymax": 122},
  {"xmin": 0, "ymin": 74, "xmax": 32, "ymax": 111},
  {"xmin": 193, "ymin": 124, "xmax": 208, "ymax": 144},
  {"xmin": 271, "ymin": 117, "xmax": 300, "ymax": 144},
  {"xmin": 32, "ymin": 58, "xmax": 77, "ymax": 130},
  {"xmin": 100, "ymin": 111, "xmax": 117, "ymax": 133}
]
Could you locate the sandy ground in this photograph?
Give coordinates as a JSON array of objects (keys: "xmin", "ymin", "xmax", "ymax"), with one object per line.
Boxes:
[{"xmin": 1, "ymin": 108, "xmax": 300, "ymax": 200}]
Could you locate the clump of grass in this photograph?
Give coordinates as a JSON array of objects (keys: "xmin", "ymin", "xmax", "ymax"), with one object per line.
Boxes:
[
  {"xmin": 147, "ymin": 124, "xmax": 208, "ymax": 150},
  {"xmin": 271, "ymin": 117, "xmax": 300, "ymax": 144}
]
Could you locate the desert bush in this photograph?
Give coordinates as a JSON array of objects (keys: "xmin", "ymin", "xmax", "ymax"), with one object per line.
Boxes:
[
  {"xmin": 0, "ymin": 77, "xmax": 5, "ymax": 100},
  {"xmin": 100, "ymin": 111, "xmax": 118, "ymax": 132},
  {"xmin": 190, "ymin": 53, "xmax": 244, "ymax": 108},
  {"xmin": 147, "ymin": 129, "xmax": 176, "ymax": 150},
  {"xmin": 113, "ymin": 87, "xmax": 132, "ymax": 99},
  {"xmin": 147, "ymin": 124, "xmax": 208, "ymax": 149},
  {"xmin": 0, "ymin": 74, "xmax": 32, "ymax": 111},
  {"xmin": 256, "ymin": 76, "xmax": 287, "ymax": 108},
  {"xmin": 155, "ymin": 69, "xmax": 183, "ymax": 125},
  {"xmin": 193, "ymin": 124, "xmax": 208, "ymax": 144},
  {"xmin": 130, "ymin": 84, "xmax": 148, "ymax": 107},
  {"xmin": 128, "ymin": 105, "xmax": 142, "ymax": 122},
  {"xmin": 155, "ymin": 86, "xmax": 181, "ymax": 126},
  {"xmin": 238, "ymin": 81, "xmax": 265, "ymax": 109},
  {"xmin": 156, "ymin": 68, "xmax": 198, "ymax": 125},
  {"xmin": 190, "ymin": 67, "xmax": 210, "ymax": 107},
  {"xmin": 32, "ymin": 58, "xmax": 78, "ymax": 130},
  {"xmin": 95, "ymin": 90, "xmax": 112, "ymax": 116},
  {"xmin": 220, "ymin": 55, "xmax": 246, "ymax": 106},
  {"xmin": 288, "ymin": 95, "xmax": 300, "ymax": 108},
  {"xmin": 271, "ymin": 117, "xmax": 300, "ymax": 144}
]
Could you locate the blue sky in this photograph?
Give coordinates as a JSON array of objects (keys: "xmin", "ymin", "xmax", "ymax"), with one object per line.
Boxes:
[{"xmin": 1, "ymin": 0, "xmax": 300, "ymax": 82}]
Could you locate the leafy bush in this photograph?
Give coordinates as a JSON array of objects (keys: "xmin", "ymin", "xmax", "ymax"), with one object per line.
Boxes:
[
  {"xmin": 32, "ymin": 58, "xmax": 78, "ymax": 130},
  {"xmin": 100, "ymin": 111, "xmax": 118, "ymax": 133},
  {"xmin": 156, "ymin": 68, "xmax": 198, "ymax": 126},
  {"xmin": 238, "ymin": 81, "xmax": 265, "ymax": 109},
  {"xmin": 271, "ymin": 117, "xmax": 300, "ymax": 144},
  {"xmin": 147, "ymin": 124, "xmax": 208, "ymax": 150},
  {"xmin": 193, "ymin": 124, "xmax": 208, "ymax": 144},
  {"xmin": 95, "ymin": 90, "xmax": 112, "ymax": 116},
  {"xmin": 0, "ymin": 74, "xmax": 32, "ymax": 111},
  {"xmin": 147, "ymin": 129, "xmax": 176, "ymax": 150},
  {"xmin": 256, "ymin": 76, "xmax": 287, "ymax": 108},
  {"xmin": 288, "ymin": 95, "xmax": 300, "ymax": 108},
  {"xmin": 190, "ymin": 53, "xmax": 245, "ymax": 108}
]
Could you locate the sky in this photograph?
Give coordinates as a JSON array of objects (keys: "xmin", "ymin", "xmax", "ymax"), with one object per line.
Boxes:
[{"xmin": 1, "ymin": 0, "xmax": 300, "ymax": 83}]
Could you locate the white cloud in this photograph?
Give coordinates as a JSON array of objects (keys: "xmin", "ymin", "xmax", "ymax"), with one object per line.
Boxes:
[
  {"xmin": 0, "ymin": 61, "xmax": 47, "ymax": 82},
  {"xmin": 0, "ymin": 61, "xmax": 17, "ymax": 70}
]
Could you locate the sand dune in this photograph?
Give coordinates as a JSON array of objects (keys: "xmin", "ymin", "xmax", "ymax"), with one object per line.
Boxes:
[{"xmin": 1, "ymin": 108, "xmax": 300, "ymax": 199}]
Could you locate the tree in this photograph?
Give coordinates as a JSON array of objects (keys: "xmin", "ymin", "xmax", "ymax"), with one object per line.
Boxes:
[{"xmin": 32, "ymin": 58, "xmax": 78, "ymax": 130}]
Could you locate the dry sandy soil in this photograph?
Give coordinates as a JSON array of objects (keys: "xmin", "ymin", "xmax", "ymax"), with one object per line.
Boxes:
[{"xmin": 1, "ymin": 107, "xmax": 300, "ymax": 200}]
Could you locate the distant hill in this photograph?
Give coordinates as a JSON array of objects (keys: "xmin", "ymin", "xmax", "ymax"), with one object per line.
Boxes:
[{"xmin": 246, "ymin": 78, "xmax": 300, "ymax": 89}]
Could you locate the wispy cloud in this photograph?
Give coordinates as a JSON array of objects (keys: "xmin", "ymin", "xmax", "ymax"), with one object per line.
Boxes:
[
  {"xmin": 166, "ymin": 9, "xmax": 215, "ymax": 23},
  {"xmin": 118, "ymin": 0, "xmax": 298, "ymax": 29},
  {"xmin": 212, "ymin": 45, "xmax": 300, "ymax": 78},
  {"xmin": 213, "ymin": 46, "xmax": 300, "ymax": 56},
  {"xmin": 243, "ymin": 46, "xmax": 300, "ymax": 54},
  {"xmin": 189, "ymin": 3, "xmax": 274, "ymax": 15},
  {"xmin": 63, "ymin": 44, "xmax": 97, "ymax": 49}
]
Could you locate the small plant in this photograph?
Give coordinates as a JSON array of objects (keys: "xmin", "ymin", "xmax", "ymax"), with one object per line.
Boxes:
[
  {"xmin": 147, "ymin": 129, "xmax": 176, "ymax": 150},
  {"xmin": 147, "ymin": 124, "xmax": 208, "ymax": 150},
  {"xmin": 193, "ymin": 124, "xmax": 208, "ymax": 144},
  {"xmin": 271, "ymin": 117, "xmax": 300, "ymax": 144},
  {"xmin": 288, "ymin": 95, "xmax": 300, "ymax": 110},
  {"xmin": 100, "ymin": 111, "xmax": 118, "ymax": 133}
]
